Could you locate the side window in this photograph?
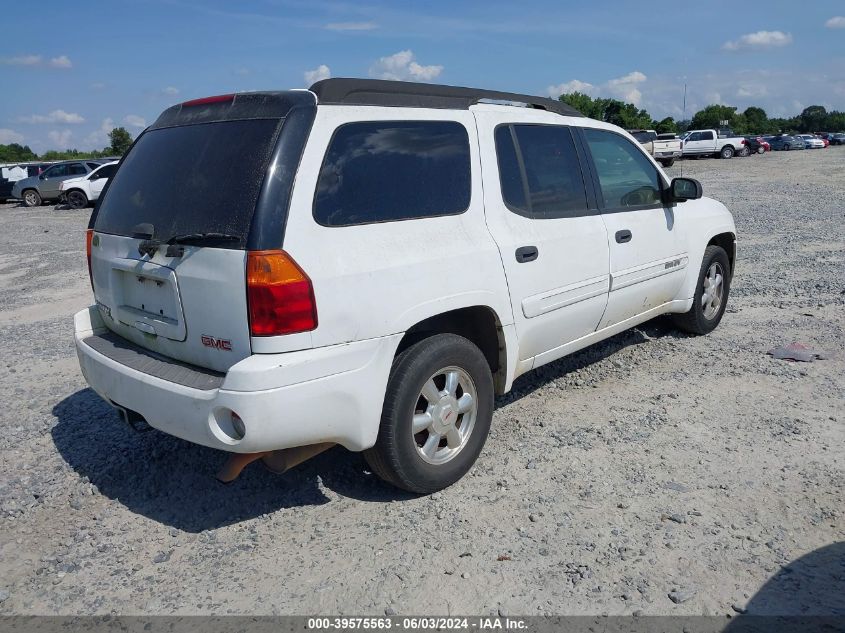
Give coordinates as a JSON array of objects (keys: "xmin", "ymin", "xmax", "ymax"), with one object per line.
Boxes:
[
  {"xmin": 313, "ymin": 120, "xmax": 471, "ymax": 227},
  {"xmin": 583, "ymin": 128, "xmax": 662, "ymax": 210},
  {"xmin": 96, "ymin": 165, "xmax": 117, "ymax": 179},
  {"xmin": 68, "ymin": 163, "xmax": 86, "ymax": 176},
  {"xmin": 702, "ymin": 131, "xmax": 714, "ymax": 141},
  {"xmin": 86, "ymin": 162, "xmax": 101, "ymax": 170},
  {"xmin": 494, "ymin": 124, "xmax": 588, "ymax": 219},
  {"xmin": 687, "ymin": 132, "xmax": 702, "ymax": 142},
  {"xmin": 45, "ymin": 164, "xmax": 68, "ymax": 178}
]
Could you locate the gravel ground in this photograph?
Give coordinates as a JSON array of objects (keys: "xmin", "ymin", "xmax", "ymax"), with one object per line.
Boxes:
[{"xmin": 0, "ymin": 149, "xmax": 843, "ymax": 617}]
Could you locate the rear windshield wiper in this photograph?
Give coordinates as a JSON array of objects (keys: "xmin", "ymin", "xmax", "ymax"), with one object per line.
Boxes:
[{"xmin": 167, "ymin": 232, "xmax": 243, "ymax": 245}]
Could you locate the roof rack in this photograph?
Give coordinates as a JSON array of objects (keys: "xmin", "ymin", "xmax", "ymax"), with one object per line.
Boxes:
[{"xmin": 309, "ymin": 78, "xmax": 583, "ymax": 118}]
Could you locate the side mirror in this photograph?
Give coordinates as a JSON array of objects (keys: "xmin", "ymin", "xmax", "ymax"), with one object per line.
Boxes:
[
  {"xmin": 89, "ymin": 173, "xmax": 99, "ymax": 180},
  {"xmin": 670, "ymin": 177, "xmax": 703, "ymax": 201}
]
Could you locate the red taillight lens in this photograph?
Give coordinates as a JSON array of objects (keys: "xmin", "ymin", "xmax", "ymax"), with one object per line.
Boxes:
[
  {"xmin": 246, "ymin": 250, "xmax": 317, "ymax": 336},
  {"xmin": 85, "ymin": 229, "xmax": 94, "ymax": 289}
]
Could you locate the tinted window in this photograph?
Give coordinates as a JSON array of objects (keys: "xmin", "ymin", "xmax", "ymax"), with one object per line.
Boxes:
[
  {"xmin": 86, "ymin": 162, "xmax": 101, "ymax": 170},
  {"xmin": 687, "ymin": 132, "xmax": 701, "ymax": 142},
  {"xmin": 702, "ymin": 131, "xmax": 714, "ymax": 140},
  {"xmin": 43, "ymin": 164, "xmax": 69, "ymax": 178},
  {"xmin": 95, "ymin": 119, "xmax": 280, "ymax": 245},
  {"xmin": 583, "ymin": 128, "xmax": 662, "ymax": 209},
  {"xmin": 314, "ymin": 121, "xmax": 470, "ymax": 227},
  {"xmin": 68, "ymin": 163, "xmax": 86, "ymax": 176},
  {"xmin": 495, "ymin": 124, "xmax": 588, "ymax": 219},
  {"xmin": 94, "ymin": 164, "xmax": 117, "ymax": 179},
  {"xmin": 630, "ymin": 131, "xmax": 654, "ymax": 144}
]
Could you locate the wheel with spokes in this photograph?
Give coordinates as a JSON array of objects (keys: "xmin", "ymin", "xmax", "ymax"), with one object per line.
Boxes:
[
  {"xmin": 364, "ymin": 333, "xmax": 494, "ymax": 493},
  {"xmin": 672, "ymin": 245, "xmax": 731, "ymax": 335}
]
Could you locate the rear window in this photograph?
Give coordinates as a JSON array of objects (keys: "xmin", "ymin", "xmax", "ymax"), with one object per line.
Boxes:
[
  {"xmin": 313, "ymin": 121, "xmax": 471, "ymax": 227},
  {"xmin": 94, "ymin": 119, "xmax": 280, "ymax": 244}
]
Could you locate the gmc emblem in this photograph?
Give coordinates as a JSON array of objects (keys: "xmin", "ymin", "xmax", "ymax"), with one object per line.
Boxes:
[{"xmin": 201, "ymin": 335, "xmax": 232, "ymax": 351}]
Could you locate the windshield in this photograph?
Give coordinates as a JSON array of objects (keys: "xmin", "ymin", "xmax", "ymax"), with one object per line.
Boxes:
[{"xmin": 94, "ymin": 119, "xmax": 280, "ymax": 246}]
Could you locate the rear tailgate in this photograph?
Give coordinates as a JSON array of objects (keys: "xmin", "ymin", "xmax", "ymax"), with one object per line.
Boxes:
[{"xmin": 89, "ymin": 91, "xmax": 316, "ymax": 372}]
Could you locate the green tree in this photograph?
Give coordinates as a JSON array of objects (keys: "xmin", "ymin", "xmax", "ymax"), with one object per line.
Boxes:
[
  {"xmin": 558, "ymin": 92, "xmax": 604, "ymax": 119},
  {"xmin": 108, "ymin": 127, "xmax": 133, "ymax": 155},
  {"xmin": 557, "ymin": 92, "xmax": 652, "ymax": 129},
  {"xmin": 798, "ymin": 105, "xmax": 827, "ymax": 133},
  {"xmin": 690, "ymin": 104, "xmax": 740, "ymax": 131},
  {"xmin": 0, "ymin": 143, "xmax": 38, "ymax": 162},
  {"xmin": 654, "ymin": 117, "xmax": 678, "ymax": 134},
  {"xmin": 742, "ymin": 107, "xmax": 768, "ymax": 134}
]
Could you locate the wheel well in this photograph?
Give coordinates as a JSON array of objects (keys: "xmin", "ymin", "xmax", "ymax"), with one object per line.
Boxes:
[
  {"xmin": 396, "ymin": 306, "xmax": 508, "ymax": 395},
  {"xmin": 708, "ymin": 232, "xmax": 736, "ymax": 274},
  {"xmin": 65, "ymin": 188, "xmax": 86, "ymax": 197}
]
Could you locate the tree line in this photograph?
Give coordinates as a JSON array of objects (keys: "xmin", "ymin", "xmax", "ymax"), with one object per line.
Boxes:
[
  {"xmin": 556, "ymin": 92, "xmax": 845, "ymax": 135},
  {"xmin": 0, "ymin": 127, "xmax": 133, "ymax": 163}
]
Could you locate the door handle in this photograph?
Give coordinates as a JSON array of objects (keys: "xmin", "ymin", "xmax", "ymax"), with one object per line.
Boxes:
[
  {"xmin": 615, "ymin": 230, "xmax": 632, "ymax": 244},
  {"xmin": 515, "ymin": 246, "xmax": 538, "ymax": 263}
]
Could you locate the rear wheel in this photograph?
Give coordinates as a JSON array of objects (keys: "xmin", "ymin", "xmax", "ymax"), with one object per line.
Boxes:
[
  {"xmin": 659, "ymin": 158, "xmax": 675, "ymax": 168},
  {"xmin": 720, "ymin": 146, "xmax": 735, "ymax": 159},
  {"xmin": 22, "ymin": 189, "xmax": 41, "ymax": 207},
  {"xmin": 66, "ymin": 190, "xmax": 88, "ymax": 209},
  {"xmin": 364, "ymin": 333, "xmax": 494, "ymax": 494},
  {"xmin": 672, "ymin": 245, "xmax": 731, "ymax": 335}
]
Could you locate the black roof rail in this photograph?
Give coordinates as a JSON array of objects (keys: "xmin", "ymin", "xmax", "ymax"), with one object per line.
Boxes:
[{"xmin": 309, "ymin": 78, "xmax": 583, "ymax": 118}]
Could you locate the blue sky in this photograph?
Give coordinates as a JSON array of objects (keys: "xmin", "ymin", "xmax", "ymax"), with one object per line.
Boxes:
[{"xmin": 2, "ymin": 0, "xmax": 844, "ymax": 151}]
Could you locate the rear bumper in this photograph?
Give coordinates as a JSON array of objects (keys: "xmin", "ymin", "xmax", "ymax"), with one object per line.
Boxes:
[{"xmin": 74, "ymin": 306, "xmax": 399, "ymax": 453}]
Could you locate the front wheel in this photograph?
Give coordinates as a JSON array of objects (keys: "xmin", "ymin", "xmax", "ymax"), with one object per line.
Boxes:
[
  {"xmin": 720, "ymin": 146, "xmax": 735, "ymax": 159},
  {"xmin": 66, "ymin": 190, "xmax": 89, "ymax": 209},
  {"xmin": 22, "ymin": 189, "xmax": 42, "ymax": 207},
  {"xmin": 364, "ymin": 333, "xmax": 494, "ymax": 494},
  {"xmin": 757, "ymin": 146, "xmax": 765, "ymax": 154},
  {"xmin": 672, "ymin": 245, "xmax": 731, "ymax": 335}
]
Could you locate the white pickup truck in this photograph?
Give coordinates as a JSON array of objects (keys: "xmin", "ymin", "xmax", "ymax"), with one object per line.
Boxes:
[
  {"xmin": 628, "ymin": 130, "xmax": 682, "ymax": 167},
  {"xmin": 681, "ymin": 129, "xmax": 746, "ymax": 159}
]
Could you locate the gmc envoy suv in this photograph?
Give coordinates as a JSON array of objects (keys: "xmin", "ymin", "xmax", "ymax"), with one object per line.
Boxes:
[{"xmin": 75, "ymin": 79, "xmax": 736, "ymax": 493}]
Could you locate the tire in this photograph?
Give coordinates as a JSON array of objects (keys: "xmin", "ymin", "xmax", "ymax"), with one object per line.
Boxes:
[
  {"xmin": 66, "ymin": 190, "xmax": 88, "ymax": 209},
  {"xmin": 22, "ymin": 189, "xmax": 41, "ymax": 207},
  {"xmin": 364, "ymin": 333, "xmax": 494, "ymax": 494},
  {"xmin": 739, "ymin": 146, "xmax": 750, "ymax": 157},
  {"xmin": 659, "ymin": 158, "xmax": 675, "ymax": 168},
  {"xmin": 757, "ymin": 146, "xmax": 765, "ymax": 154},
  {"xmin": 672, "ymin": 245, "xmax": 731, "ymax": 336},
  {"xmin": 720, "ymin": 146, "xmax": 734, "ymax": 159}
]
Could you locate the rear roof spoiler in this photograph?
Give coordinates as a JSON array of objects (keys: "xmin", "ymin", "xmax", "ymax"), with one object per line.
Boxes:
[
  {"xmin": 149, "ymin": 91, "xmax": 317, "ymax": 130},
  {"xmin": 309, "ymin": 78, "xmax": 584, "ymax": 117}
]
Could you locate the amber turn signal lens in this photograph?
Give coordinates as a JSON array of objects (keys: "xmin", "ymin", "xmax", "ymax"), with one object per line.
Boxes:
[{"xmin": 246, "ymin": 250, "xmax": 317, "ymax": 336}]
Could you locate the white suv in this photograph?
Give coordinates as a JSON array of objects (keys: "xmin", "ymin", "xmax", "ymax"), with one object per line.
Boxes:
[
  {"xmin": 60, "ymin": 161, "xmax": 119, "ymax": 208},
  {"xmin": 75, "ymin": 79, "xmax": 736, "ymax": 493}
]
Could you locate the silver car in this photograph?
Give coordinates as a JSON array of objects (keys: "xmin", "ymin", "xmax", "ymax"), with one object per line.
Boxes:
[{"xmin": 11, "ymin": 160, "xmax": 106, "ymax": 207}]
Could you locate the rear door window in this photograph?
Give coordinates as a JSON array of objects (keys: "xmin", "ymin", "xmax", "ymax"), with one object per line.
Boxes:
[
  {"xmin": 94, "ymin": 119, "xmax": 281, "ymax": 245},
  {"xmin": 583, "ymin": 128, "xmax": 662, "ymax": 210},
  {"xmin": 68, "ymin": 163, "xmax": 86, "ymax": 176},
  {"xmin": 494, "ymin": 124, "xmax": 589, "ymax": 219},
  {"xmin": 313, "ymin": 121, "xmax": 471, "ymax": 227}
]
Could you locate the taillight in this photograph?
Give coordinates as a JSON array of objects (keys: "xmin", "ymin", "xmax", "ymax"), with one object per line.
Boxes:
[
  {"xmin": 85, "ymin": 229, "xmax": 94, "ymax": 289},
  {"xmin": 181, "ymin": 94, "xmax": 234, "ymax": 107},
  {"xmin": 246, "ymin": 250, "xmax": 317, "ymax": 336}
]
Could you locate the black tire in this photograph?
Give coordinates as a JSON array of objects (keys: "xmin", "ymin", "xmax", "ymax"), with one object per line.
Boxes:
[
  {"xmin": 720, "ymin": 146, "xmax": 735, "ymax": 159},
  {"xmin": 757, "ymin": 146, "xmax": 765, "ymax": 154},
  {"xmin": 659, "ymin": 158, "xmax": 675, "ymax": 168},
  {"xmin": 364, "ymin": 333, "xmax": 494, "ymax": 494},
  {"xmin": 738, "ymin": 146, "xmax": 750, "ymax": 157},
  {"xmin": 672, "ymin": 245, "xmax": 731, "ymax": 335},
  {"xmin": 66, "ymin": 190, "xmax": 88, "ymax": 209},
  {"xmin": 22, "ymin": 189, "xmax": 41, "ymax": 207}
]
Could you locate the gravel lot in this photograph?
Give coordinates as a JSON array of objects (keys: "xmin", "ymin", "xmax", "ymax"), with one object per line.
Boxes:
[{"xmin": 0, "ymin": 149, "xmax": 843, "ymax": 617}]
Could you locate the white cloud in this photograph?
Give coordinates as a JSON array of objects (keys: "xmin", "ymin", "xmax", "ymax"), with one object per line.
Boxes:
[
  {"xmin": 123, "ymin": 114, "xmax": 147, "ymax": 129},
  {"xmin": 48, "ymin": 129, "xmax": 73, "ymax": 148},
  {"xmin": 83, "ymin": 118, "xmax": 115, "ymax": 149},
  {"xmin": 304, "ymin": 64, "xmax": 331, "ymax": 85},
  {"xmin": 369, "ymin": 50, "xmax": 443, "ymax": 82},
  {"xmin": 325, "ymin": 22, "xmax": 377, "ymax": 31},
  {"xmin": 161, "ymin": 86, "xmax": 180, "ymax": 96},
  {"xmin": 49, "ymin": 55, "xmax": 72, "ymax": 68},
  {"xmin": 546, "ymin": 71, "xmax": 647, "ymax": 106},
  {"xmin": 546, "ymin": 79, "xmax": 594, "ymax": 97},
  {"xmin": 825, "ymin": 16, "xmax": 845, "ymax": 29},
  {"xmin": 0, "ymin": 54, "xmax": 41, "ymax": 66},
  {"xmin": 19, "ymin": 109, "xmax": 85, "ymax": 124},
  {"xmin": 0, "ymin": 128, "xmax": 25, "ymax": 144},
  {"xmin": 722, "ymin": 31, "xmax": 793, "ymax": 51}
]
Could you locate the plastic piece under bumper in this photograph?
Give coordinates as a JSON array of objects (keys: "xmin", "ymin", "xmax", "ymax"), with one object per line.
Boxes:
[{"xmin": 74, "ymin": 306, "xmax": 399, "ymax": 453}]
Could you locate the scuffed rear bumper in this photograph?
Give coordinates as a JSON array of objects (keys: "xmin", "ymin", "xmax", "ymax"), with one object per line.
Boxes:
[{"xmin": 74, "ymin": 306, "xmax": 398, "ymax": 453}]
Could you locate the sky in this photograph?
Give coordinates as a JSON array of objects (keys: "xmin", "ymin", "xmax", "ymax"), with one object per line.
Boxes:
[{"xmin": 2, "ymin": 0, "xmax": 844, "ymax": 152}]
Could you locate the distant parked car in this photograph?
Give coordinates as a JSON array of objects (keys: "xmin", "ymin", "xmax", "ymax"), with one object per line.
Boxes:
[
  {"xmin": 11, "ymin": 160, "xmax": 107, "ymax": 207},
  {"xmin": 828, "ymin": 133, "xmax": 845, "ymax": 146},
  {"xmin": 796, "ymin": 134, "xmax": 825, "ymax": 149},
  {"xmin": 742, "ymin": 136, "xmax": 768, "ymax": 155},
  {"xmin": 59, "ymin": 161, "xmax": 118, "ymax": 208},
  {"xmin": 768, "ymin": 135, "xmax": 805, "ymax": 151}
]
